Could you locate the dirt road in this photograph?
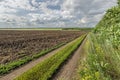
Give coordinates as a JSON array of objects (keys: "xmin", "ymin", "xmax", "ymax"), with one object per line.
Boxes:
[
  {"xmin": 0, "ymin": 36, "xmax": 87, "ymax": 80},
  {"xmin": 52, "ymin": 37, "xmax": 87, "ymax": 80},
  {"xmin": 0, "ymin": 41, "xmax": 74, "ymax": 80}
]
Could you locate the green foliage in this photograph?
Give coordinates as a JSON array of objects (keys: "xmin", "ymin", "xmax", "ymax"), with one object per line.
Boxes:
[
  {"xmin": 0, "ymin": 43, "xmax": 66, "ymax": 75},
  {"xmin": 79, "ymin": 2, "xmax": 120, "ymax": 80},
  {"xmin": 0, "ymin": 57, "xmax": 32, "ymax": 75},
  {"xmin": 118, "ymin": 0, "xmax": 120, "ymax": 6},
  {"xmin": 94, "ymin": 5, "xmax": 120, "ymax": 49},
  {"xmin": 14, "ymin": 35, "xmax": 86, "ymax": 80},
  {"xmin": 62, "ymin": 28, "xmax": 94, "ymax": 31},
  {"xmin": 79, "ymin": 34, "xmax": 120, "ymax": 80}
]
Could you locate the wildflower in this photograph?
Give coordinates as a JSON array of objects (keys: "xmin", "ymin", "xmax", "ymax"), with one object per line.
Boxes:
[{"xmin": 95, "ymin": 71, "xmax": 100, "ymax": 79}]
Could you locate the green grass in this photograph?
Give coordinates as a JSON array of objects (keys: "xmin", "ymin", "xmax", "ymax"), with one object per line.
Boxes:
[
  {"xmin": 0, "ymin": 28, "xmax": 94, "ymax": 31},
  {"xmin": 79, "ymin": 33, "xmax": 120, "ymax": 80},
  {"xmin": 14, "ymin": 34, "xmax": 86, "ymax": 80},
  {"xmin": 0, "ymin": 43, "xmax": 66, "ymax": 75},
  {"xmin": 0, "ymin": 28, "xmax": 62, "ymax": 31},
  {"xmin": 78, "ymin": 2, "xmax": 120, "ymax": 80},
  {"xmin": 94, "ymin": 4, "xmax": 120, "ymax": 49},
  {"xmin": 62, "ymin": 28, "xmax": 94, "ymax": 31}
]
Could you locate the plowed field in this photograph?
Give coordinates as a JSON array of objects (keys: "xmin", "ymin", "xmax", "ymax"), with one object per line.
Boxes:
[{"xmin": 0, "ymin": 30, "xmax": 85, "ymax": 64}]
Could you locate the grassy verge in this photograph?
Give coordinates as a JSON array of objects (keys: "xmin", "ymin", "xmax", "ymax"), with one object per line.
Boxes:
[
  {"xmin": 0, "ymin": 43, "xmax": 66, "ymax": 75},
  {"xmin": 0, "ymin": 28, "xmax": 62, "ymax": 31},
  {"xmin": 14, "ymin": 34, "xmax": 86, "ymax": 80},
  {"xmin": 62, "ymin": 28, "xmax": 93, "ymax": 31},
  {"xmin": 78, "ymin": 2, "xmax": 120, "ymax": 80},
  {"xmin": 79, "ymin": 33, "xmax": 120, "ymax": 80}
]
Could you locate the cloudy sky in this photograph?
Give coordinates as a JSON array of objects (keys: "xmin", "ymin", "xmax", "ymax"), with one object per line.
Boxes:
[{"xmin": 0, "ymin": 0, "xmax": 117, "ymax": 28}]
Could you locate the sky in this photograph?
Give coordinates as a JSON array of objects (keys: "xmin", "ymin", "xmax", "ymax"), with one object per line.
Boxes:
[{"xmin": 0, "ymin": 0, "xmax": 117, "ymax": 28}]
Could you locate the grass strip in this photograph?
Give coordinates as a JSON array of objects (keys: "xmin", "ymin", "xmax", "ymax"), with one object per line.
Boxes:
[
  {"xmin": 0, "ymin": 43, "xmax": 66, "ymax": 75},
  {"xmin": 14, "ymin": 34, "xmax": 86, "ymax": 80},
  {"xmin": 79, "ymin": 33, "xmax": 120, "ymax": 80}
]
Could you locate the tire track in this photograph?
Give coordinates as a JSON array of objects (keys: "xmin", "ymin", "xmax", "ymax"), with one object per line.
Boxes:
[
  {"xmin": 0, "ymin": 41, "xmax": 74, "ymax": 80},
  {"xmin": 52, "ymin": 37, "xmax": 87, "ymax": 80}
]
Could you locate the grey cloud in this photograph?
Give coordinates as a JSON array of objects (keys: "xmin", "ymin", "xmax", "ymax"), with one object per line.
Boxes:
[
  {"xmin": 47, "ymin": 5, "xmax": 61, "ymax": 10},
  {"xmin": 0, "ymin": 0, "xmax": 117, "ymax": 28}
]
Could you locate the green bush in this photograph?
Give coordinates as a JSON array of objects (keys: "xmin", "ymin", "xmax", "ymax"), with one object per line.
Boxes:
[
  {"xmin": 118, "ymin": 0, "xmax": 120, "ymax": 6},
  {"xmin": 79, "ymin": 33, "xmax": 120, "ymax": 80},
  {"xmin": 79, "ymin": 1, "xmax": 120, "ymax": 80},
  {"xmin": 94, "ymin": 5, "xmax": 120, "ymax": 49}
]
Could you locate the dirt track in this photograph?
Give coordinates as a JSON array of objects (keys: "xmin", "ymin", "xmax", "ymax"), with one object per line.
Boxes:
[
  {"xmin": 52, "ymin": 37, "xmax": 87, "ymax": 80},
  {"xmin": 0, "ymin": 30, "xmax": 84, "ymax": 64},
  {"xmin": 0, "ymin": 40, "xmax": 75, "ymax": 80},
  {"xmin": 0, "ymin": 36, "xmax": 87, "ymax": 80}
]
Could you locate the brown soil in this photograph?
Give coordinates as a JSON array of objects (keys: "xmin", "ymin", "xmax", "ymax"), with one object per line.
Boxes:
[
  {"xmin": 0, "ymin": 40, "xmax": 75, "ymax": 80},
  {"xmin": 52, "ymin": 37, "xmax": 87, "ymax": 80},
  {"xmin": 0, "ymin": 30, "xmax": 85, "ymax": 64}
]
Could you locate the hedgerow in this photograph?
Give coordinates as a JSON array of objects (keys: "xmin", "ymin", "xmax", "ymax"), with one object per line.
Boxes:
[{"xmin": 79, "ymin": 1, "xmax": 120, "ymax": 80}]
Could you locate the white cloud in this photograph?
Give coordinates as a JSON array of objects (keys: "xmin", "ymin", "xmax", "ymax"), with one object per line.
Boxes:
[
  {"xmin": 0, "ymin": 0, "xmax": 117, "ymax": 28},
  {"xmin": 80, "ymin": 18, "xmax": 86, "ymax": 24},
  {"xmin": 0, "ymin": 0, "xmax": 36, "ymax": 11}
]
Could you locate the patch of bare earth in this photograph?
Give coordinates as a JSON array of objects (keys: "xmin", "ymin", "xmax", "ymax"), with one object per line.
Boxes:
[
  {"xmin": 52, "ymin": 37, "xmax": 87, "ymax": 80},
  {"xmin": 0, "ymin": 41, "xmax": 74, "ymax": 80},
  {"xmin": 0, "ymin": 30, "xmax": 85, "ymax": 64}
]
